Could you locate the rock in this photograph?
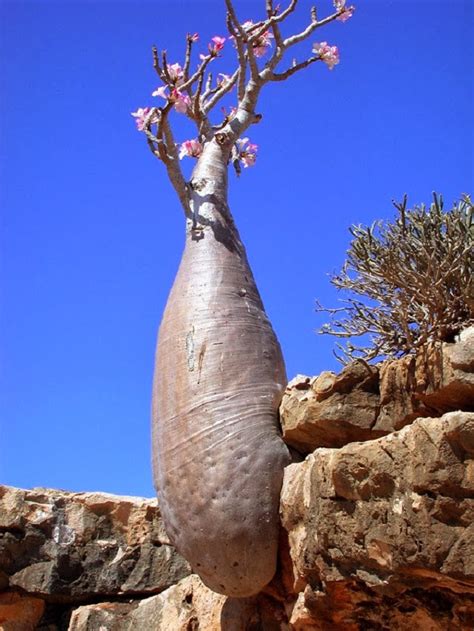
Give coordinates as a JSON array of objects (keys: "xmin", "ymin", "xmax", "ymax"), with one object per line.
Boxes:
[
  {"xmin": 1, "ymin": 333, "xmax": 473, "ymax": 630},
  {"xmin": 416, "ymin": 327, "xmax": 474, "ymax": 412},
  {"xmin": 376, "ymin": 329, "xmax": 474, "ymax": 431},
  {"xmin": 281, "ymin": 327, "xmax": 474, "ymax": 452},
  {"xmin": 67, "ymin": 574, "xmax": 287, "ymax": 630},
  {"xmin": 0, "ymin": 591, "xmax": 45, "ymax": 631},
  {"xmin": 280, "ymin": 411, "xmax": 474, "ymax": 629},
  {"xmin": 280, "ymin": 362, "xmax": 384, "ymax": 453},
  {"xmin": 0, "ymin": 486, "xmax": 190, "ymax": 603},
  {"xmin": 286, "ymin": 581, "xmax": 474, "ymax": 631}
]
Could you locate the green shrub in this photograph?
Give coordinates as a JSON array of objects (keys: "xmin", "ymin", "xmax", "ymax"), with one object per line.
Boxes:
[{"xmin": 317, "ymin": 193, "xmax": 474, "ymax": 363}]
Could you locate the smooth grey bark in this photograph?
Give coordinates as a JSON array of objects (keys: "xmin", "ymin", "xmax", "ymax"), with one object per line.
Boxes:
[
  {"xmin": 152, "ymin": 140, "xmax": 290, "ymax": 597},
  {"xmin": 146, "ymin": 0, "xmax": 347, "ymax": 599}
]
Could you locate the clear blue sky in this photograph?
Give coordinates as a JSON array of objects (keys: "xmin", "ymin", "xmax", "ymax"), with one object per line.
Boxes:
[{"xmin": 1, "ymin": 0, "xmax": 472, "ymax": 497}]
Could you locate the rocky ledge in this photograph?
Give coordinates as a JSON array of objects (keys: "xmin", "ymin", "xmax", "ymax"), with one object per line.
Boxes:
[
  {"xmin": 1, "ymin": 328, "xmax": 473, "ymax": 629},
  {"xmin": 279, "ymin": 327, "xmax": 474, "ymax": 453},
  {"xmin": 0, "ymin": 487, "xmax": 190, "ymax": 629}
]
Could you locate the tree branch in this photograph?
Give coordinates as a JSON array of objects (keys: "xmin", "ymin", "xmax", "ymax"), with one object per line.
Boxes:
[
  {"xmin": 179, "ymin": 54, "xmax": 213, "ymax": 93},
  {"xmin": 265, "ymin": 0, "xmax": 284, "ymax": 49},
  {"xmin": 225, "ymin": 0, "xmax": 260, "ymax": 83},
  {"xmin": 142, "ymin": 104, "xmax": 189, "ymax": 213},
  {"xmin": 225, "ymin": 11, "xmax": 248, "ymax": 101},
  {"xmin": 152, "ymin": 46, "xmax": 164, "ymax": 79},
  {"xmin": 282, "ymin": 7, "xmax": 319, "ymax": 48},
  {"xmin": 192, "ymin": 70, "xmax": 206, "ymax": 120},
  {"xmin": 161, "ymin": 50, "xmax": 172, "ymax": 83},
  {"xmin": 183, "ymin": 33, "xmax": 194, "ymax": 80},
  {"xmin": 141, "ymin": 0, "xmax": 354, "ymax": 204},
  {"xmin": 270, "ymin": 56, "xmax": 318, "ymax": 81},
  {"xmin": 203, "ymin": 68, "xmax": 239, "ymax": 114}
]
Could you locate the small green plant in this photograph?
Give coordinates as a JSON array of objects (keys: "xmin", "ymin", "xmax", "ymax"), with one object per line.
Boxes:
[{"xmin": 317, "ymin": 193, "xmax": 474, "ymax": 363}]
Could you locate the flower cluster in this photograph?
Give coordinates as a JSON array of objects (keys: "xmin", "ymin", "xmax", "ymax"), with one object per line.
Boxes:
[
  {"xmin": 236, "ymin": 137, "xmax": 258, "ymax": 168},
  {"xmin": 166, "ymin": 62, "xmax": 184, "ymax": 84},
  {"xmin": 334, "ymin": 0, "xmax": 355, "ymax": 22},
  {"xmin": 312, "ymin": 41, "xmax": 340, "ymax": 70},
  {"xmin": 132, "ymin": 5, "xmax": 354, "ymax": 166},
  {"xmin": 131, "ymin": 32, "xmax": 228, "ymax": 133},
  {"xmin": 179, "ymin": 139, "xmax": 203, "ymax": 159},
  {"xmin": 240, "ymin": 20, "xmax": 274, "ymax": 57},
  {"xmin": 131, "ymin": 107, "xmax": 157, "ymax": 131},
  {"xmin": 152, "ymin": 85, "xmax": 191, "ymax": 113}
]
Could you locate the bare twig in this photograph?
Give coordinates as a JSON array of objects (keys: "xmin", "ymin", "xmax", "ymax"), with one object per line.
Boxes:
[
  {"xmin": 161, "ymin": 50, "xmax": 172, "ymax": 83},
  {"xmin": 282, "ymin": 8, "xmax": 318, "ymax": 48},
  {"xmin": 183, "ymin": 34, "xmax": 194, "ymax": 80},
  {"xmin": 225, "ymin": 0, "xmax": 260, "ymax": 82},
  {"xmin": 180, "ymin": 55, "xmax": 213, "ymax": 93},
  {"xmin": 152, "ymin": 46, "xmax": 164, "ymax": 79},
  {"xmin": 225, "ymin": 11, "xmax": 248, "ymax": 101},
  {"xmin": 270, "ymin": 56, "xmax": 318, "ymax": 81},
  {"xmin": 193, "ymin": 70, "xmax": 206, "ymax": 120}
]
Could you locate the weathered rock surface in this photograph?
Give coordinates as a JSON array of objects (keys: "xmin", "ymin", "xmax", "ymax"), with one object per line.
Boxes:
[
  {"xmin": 281, "ymin": 411, "xmax": 474, "ymax": 629},
  {"xmin": 281, "ymin": 327, "xmax": 474, "ymax": 453},
  {"xmin": 67, "ymin": 574, "xmax": 286, "ymax": 630},
  {"xmin": 281, "ymin": 364, "xmax": 384, "ymax": 453},
  {"xmin": 0, "ymin": 486, "xmax": 190, "ymax": 606},
  {"xmin": 1, "ymin": 332, "xmax": 473, "ymax": 629}
]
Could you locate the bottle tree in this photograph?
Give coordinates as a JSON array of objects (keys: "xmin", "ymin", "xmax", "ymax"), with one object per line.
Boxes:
[{"xmin": 133, "ymin": 0, "xmax": 354, "ymax": 598}]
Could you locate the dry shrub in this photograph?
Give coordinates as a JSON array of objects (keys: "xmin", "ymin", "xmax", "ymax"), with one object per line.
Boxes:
[{"xmin": 317, "ymin": 193, "xmax": 473, "ymax": 363}]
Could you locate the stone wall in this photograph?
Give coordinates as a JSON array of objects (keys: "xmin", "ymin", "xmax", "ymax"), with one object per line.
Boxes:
[{"xmin": 1, "ymin": 328, "xmax": 473, "ymax": 630}]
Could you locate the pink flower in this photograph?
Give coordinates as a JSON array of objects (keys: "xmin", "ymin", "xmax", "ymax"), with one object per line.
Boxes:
[
  {"xmin": 131, "ymin": 107, "xmax": 155, "ymax": 131},
  {"xmin": 189, "ymin": 32, "xmax": 199, "ymax": 42},
  {"xmin": 171, "ymin": 89, "xmax": 191, "ymax": 113},
  {"xmin": 209, "ymin": 36, "xmax": 226, "ymax": 55},
  {"xmin": 334, "ymin": 0, "xmax": 355, "ymax": 22},
  {"xmin": 312, "ymin": 41, "xmax": 340, "ymax": 70},
  {"xmin": 152, "ymin": 85, "xmax": 168, "ymax": 98},
  {"xmin": 237, "ymin": 20, "xmax": 273, "ymax": 57},
  {"xmin": 179, "ymin": 139, "xmax": 203, "ymax": 159},
  {"xmin": 152, "ymin": 86, "xmax": 191, "ymax": 114},
  {"xmin": 167, "ymin": 62, "xmax": 184, "ymax": 84},
  {"xmin": 337, "ymin": 8, "xmax": 354, "ymax": 22},
  {"xmin": 236, "ymin": 137, "xmax": 258, "ymax": 168}
]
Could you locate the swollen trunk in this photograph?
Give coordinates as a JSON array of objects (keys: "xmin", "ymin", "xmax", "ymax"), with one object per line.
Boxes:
[{"xmin": 152, "ymin": 141, "xmax": 290, "ymax": 597}]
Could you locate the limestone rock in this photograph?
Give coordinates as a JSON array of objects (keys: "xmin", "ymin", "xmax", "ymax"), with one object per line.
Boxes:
[
  {"xmin": 281, "ymin": 363, "xmax": 384, "ymax": 453},
  {"xmin": 280, "ymin": 411, "xmax": 474, "ymax": 629},
  {"xmin": 0, "ymin": 486, "xmax": 190, "ymax": 602},
  {"xmin": 281, "ymin": 327, "xmax": 474, "ymax": 452},
  {"xmin": 376, "ymin": 327, "xmax": 474, "ymax": 431},
  {"xmin": 67, "ymin": 574, "xmax": 287, "ymax": 630},
  {"xmin": 1, "ymin": 333, "xmax": 473, "ymax": 630}
]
